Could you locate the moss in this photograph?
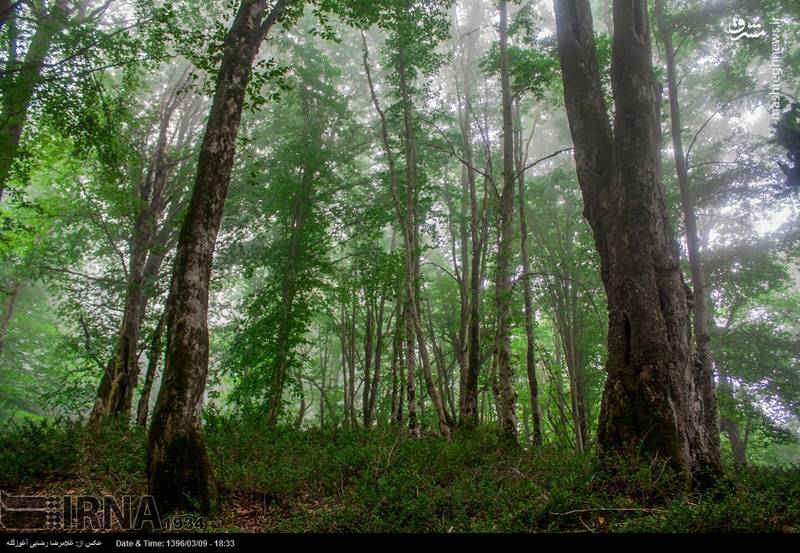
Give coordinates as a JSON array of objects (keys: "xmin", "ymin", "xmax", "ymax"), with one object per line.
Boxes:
[{"xmin": 149, "ymin": 430, "xmax": 218, "ymax": 516}]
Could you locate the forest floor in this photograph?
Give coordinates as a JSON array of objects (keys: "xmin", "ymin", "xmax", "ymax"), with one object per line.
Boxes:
[{"xmin": 1, "ymin": 419, "xmax": 799, "ymax": 533}]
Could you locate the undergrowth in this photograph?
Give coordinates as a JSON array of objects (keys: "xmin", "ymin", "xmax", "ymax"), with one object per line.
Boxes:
[{"xmin": 1, "ymin": 416, "xmax": 797, "ymax": 532}]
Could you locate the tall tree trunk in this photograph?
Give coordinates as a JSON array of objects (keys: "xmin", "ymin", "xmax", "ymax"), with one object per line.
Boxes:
[
  {"xmin": 147, "ymin": 0, "xmax": 293, "ymax": 516},
  {"xmin": 493, "ymin": 0, "xmax": 518, "ymax": 442},
  {"xmin": 0, "ymin": 0, "xmax": 71, "ymax": 195},
  {"xmin": 553, "ymin": 0, "xmax": 722, "ymax": 480},
  {"xmin": 390, "ymin": 297, "xmax": 405, "ymax": 425},
  {"xmin": 457, "ymin": 0, "xmax": 491, "ymax": 430},
  {"xmin": 90, "ymin": 215, "xmax": 151, "ymax": 422},
  {"xmin": 654, "ymin": 0, "xmax": 722, "ymax": 458},
  {"xmin": 361, "ymin": 33, "xmax": 449, "ymax": 439},
  {"xmin": 341, "ymin": 311, "xmax": 350, "ymax": 430},
  {"xmin": 318, "ymin": 330, "xmax": 329, "ymax": 428},
  {"xmin": 265, "ymin": 148, "xmax": 313, "ymax": 426},
  {"xmin": 399, "ymin": 52, "xmax": 451, "ymax": 440},
  {"xmin": 349, "ymin": 295, "xmax": 357, "ymax": 428},
  {"xmin": 451, "ymin": 3, "xmax": 479, "ymax": 426},
  {"xmin": 92, "ymin": 85, "xmax": 187, "ymax": 423},
  {"xmin": 365, "ymin": 291, "xmax": 387, "ymax": 427},
  {"xmin": 514, "ymin": 100, "xmax": 543, "ymax": 445},
  {"xmin": 404, "ymin": 300, "xmax": 419, "ymax": 436}
]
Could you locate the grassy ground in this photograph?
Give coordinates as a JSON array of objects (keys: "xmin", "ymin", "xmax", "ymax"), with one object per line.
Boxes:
[{"xmin": 1, "ymin": 418, "xmax": 798, "ymax": 533}]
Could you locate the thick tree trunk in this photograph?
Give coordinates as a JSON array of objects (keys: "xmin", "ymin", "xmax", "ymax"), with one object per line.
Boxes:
[
  {"xmin": 493, "ymin": 0, "xmax": 518, "ymax": 442},
  {"xmin": 654, "ymin": 0, "xmax": 722, "ymax": 457},
  {"xmin": 553, "ymin": 0, "xmax": 722, "ymax": 480},
  {"xmin": 147, "ymin": 0, "xmax": 293, "ymax": 516},
  {"xmin": 0, "ymin": 0, "xmax": 70, "ymax": 195}
]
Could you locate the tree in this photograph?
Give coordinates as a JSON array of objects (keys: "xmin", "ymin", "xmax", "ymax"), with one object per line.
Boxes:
[
  {"xmin": 493, "ymin": 0, "xmax": 517, "ymax": 442},
  {"xmin": 653, "ymin": 0, "xmax": 722, "ymax": 468},
  {"xmin": 451, "ymin": 0, "xmax": 490, "ymax": 429},
  {"xmin": 147, "ymin": 0, "xmax": 296, "ymax": 516},
  {"xmin": 553, "ymin": 0, "xmax": 722, "ymax": 480},
  {"xmin": 1, "ymin": 0, "xmax": 71, "ymax": 196},
  {"xmin": 91, "ymin": 74, "xmax": 199, "ymax": 423},
  {"xmin": 360, "ymin": 0, "xmax": 455, "ymax": 439}
]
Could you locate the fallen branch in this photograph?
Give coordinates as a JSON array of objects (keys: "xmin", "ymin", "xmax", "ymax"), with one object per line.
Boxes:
[{"xmin": 550, "ymin": 507, "xmax": 665, "ymax": 516}]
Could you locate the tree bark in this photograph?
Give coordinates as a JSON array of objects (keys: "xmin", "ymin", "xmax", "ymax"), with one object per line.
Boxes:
[
  {"xmin": 654, "ymin": 0, "xmax": 722, "ymax": 459},
  {"xmin": 493, "ymin": 0, "xmax": 518, "ymax": 443},
  {"xmin": 147, "ymin": 0, "xmax": 293, "ymax": 516},
  {"xmin": 553, "ymin": 0, "xmax": 722, "ymax": 480}
]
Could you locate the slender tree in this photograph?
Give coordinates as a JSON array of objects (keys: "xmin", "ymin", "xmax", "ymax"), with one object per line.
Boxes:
[
  {"xmin": 493, "ymin": 0, "xmax": 517, "ymax": 442},
  {"xmin": 91, "ymin": 79, "xmax": 193, "ymax": 423},
  {"xmin": 514, "ymin": 100, "xmax": 542, "ymax": 445}
]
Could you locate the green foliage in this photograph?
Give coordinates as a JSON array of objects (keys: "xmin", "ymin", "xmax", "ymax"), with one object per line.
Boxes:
[
  {"xmin": 0, "ymin": 419, "xmax": 145, "ymax": 493},
  {"xmin": 203, "ymin": 424, "xmax": 800, "ymax": 532},
  {"xmin": 222, "ymin": 38, "xmax": 356, "ymax": 415}
]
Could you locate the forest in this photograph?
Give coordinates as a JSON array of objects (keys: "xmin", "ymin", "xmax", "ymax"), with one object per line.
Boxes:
[{"xmin": 0, "ymin": 0, "xmax": 799, "ymax": 535}]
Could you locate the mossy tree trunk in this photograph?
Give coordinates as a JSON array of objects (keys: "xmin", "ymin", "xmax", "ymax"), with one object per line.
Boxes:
[
  {"xmin": 553, "ymin": 0, "xmax": 722, "ymax": 480},
  {"xmin": 147, "ymin": 0, "xmax": 294, "ymax": 516}
]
